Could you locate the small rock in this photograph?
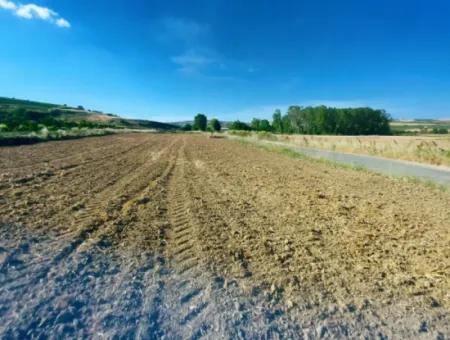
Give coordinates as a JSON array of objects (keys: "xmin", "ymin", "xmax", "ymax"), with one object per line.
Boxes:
[
  {"xmin": 436, "ymin": 332, "xmax": 445, "ymax": 340},
  {"xmin": 419, "ymin": 321, "xmax": 428, "ymax": 333},
  {"xmin": 347, "ymin": 303, "xmax": 356, "ymax": 313}
]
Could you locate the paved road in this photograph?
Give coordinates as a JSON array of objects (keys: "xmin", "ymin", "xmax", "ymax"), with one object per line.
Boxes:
[{"xmin": 234, "ymin": 137, "xmax": 450, "ymax": 188}]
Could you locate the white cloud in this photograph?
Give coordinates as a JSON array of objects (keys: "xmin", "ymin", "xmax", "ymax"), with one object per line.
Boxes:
[
  {"xmin": 16, "ymin": 4, "xmax": 55, "ymax": 19},
  {"xmin": 0, "ymin": 0, "xmax": 70, "ymax": 28},
  {"xmin": 56, "ymin": 18, "xmax": 70, "ymax": 28},
  {"xmin": 0, "ymin": 0, "xmax": 16, "ymax": 10},
  {"xmin": 171, "ymin": 49, "xmax": 216, "ymax": 74}
]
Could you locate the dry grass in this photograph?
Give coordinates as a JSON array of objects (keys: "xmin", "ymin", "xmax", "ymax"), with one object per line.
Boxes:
[{"xmin": 240, "ymin": 133, "xmax": 450, "ymax": 167}]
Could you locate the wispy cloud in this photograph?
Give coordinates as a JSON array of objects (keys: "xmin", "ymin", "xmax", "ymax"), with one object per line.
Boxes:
[
  {"xmin": 158, "ymin": 17, "xmax": 217, "ymax": 75},
  {"xmin": 171, "ymin": 48, "xmax": 218, "ymax": 75},
  {"xmin": 156, "ymin": 16, "xmax": 257, "ymax": 83},
  {"xmin": 160, "ymin": 17, "xmax": 210, "ymax": 46},
  {"xmin": 0, "ymin": 0, "xmax": 70, "ymax": 28},
  {"xmin": 159, "ymin": 17, "xmax": 248, "ymax": 80}
]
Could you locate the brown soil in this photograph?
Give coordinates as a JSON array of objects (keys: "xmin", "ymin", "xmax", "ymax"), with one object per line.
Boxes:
[{"xmin": 0, "ymin": 133, "xmax": 448, "ymax": 338}]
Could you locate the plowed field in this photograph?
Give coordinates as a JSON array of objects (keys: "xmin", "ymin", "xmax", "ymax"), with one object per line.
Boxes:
[{"xmin": 0, "ymin": 133, "xmax": 449, "ymax": 338}]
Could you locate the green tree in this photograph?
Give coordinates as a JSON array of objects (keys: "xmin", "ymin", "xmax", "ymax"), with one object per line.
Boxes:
[
  {"xmin": 182, "ymin": 123, "xmax": 192, "ymax": 131},
  {"xmin": 272, "ymin": 109, "xmax": 283, "ymax": 133},
  {"xmin": 209, "ymin": 118, "xmax": 221, "ymax": 132},
  {"xmin": 193, "ymin": 114, "xmax": 207, "ymax": 131},
  {"xmin": 259, "ymin": 119, "xmax": 272, "ymax": 132},
  {"xmin": 250, "ymin": 118, "xmax": 261, "ymax": 131},
  {"xmin": 230, "ymin": 120, "xmax": 251, "ymax": 131},
  {"xmin": 282, "ymin": 115, "xmax": 293, "ymax": 133},
  {"xmin": 287, "ymin": 105, "xmax": 303, "ymax": 133}
]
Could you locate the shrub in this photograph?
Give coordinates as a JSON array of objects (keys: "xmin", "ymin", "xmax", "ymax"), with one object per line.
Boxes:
[
  {"xmin": 208, "ymin": 118, "xmax": 221, "ymax": 132},
  {"xmin": 229, "ymin": 120, "xmax": 251, "ymax": 131}
]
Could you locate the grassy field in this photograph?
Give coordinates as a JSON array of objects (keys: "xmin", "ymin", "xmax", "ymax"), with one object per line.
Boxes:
[{"xmin": 229, "ymin": 131, "xmax": 450, "ymax": 167}]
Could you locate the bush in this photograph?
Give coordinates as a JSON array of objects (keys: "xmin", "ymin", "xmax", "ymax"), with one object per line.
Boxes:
[
  {"xmin": 182, "ymin": 123, "xmax": 192, "ymax": 131},
  {"xmin": 208, "ymin": 118, "xmax": 221, "ymax": 132},
  {"xmin": 230, "ymin": 120, "xmax": 251, "ymax": 131}
]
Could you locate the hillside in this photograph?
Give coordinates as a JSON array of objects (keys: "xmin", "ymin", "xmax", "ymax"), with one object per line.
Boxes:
[
  {"xmin": 0, "ymin": 97, "xmax": 178, "ymax": 131},
  {"xmin": 391, "ymin": 119, "xmax": 450, "ymax": 135}
]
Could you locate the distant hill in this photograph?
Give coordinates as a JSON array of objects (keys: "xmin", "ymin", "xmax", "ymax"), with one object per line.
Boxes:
[
  {"xmin": 390, "ymin": 119, "xmax": 450, "ymax": 134},
  {"xmin": 0, "ymin": 97, "xmax": 178, "ymax": 131}
]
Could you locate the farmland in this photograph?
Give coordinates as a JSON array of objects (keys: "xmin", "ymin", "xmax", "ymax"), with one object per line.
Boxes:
[{"xmin": 0, "ymin": 133, "xmax": 449, "ymax": 338}]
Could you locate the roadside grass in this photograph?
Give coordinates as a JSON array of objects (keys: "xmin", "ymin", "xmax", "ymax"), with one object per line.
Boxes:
[
  {"xmin": 233, "ymin": 137, "xmax": 449, "ymax": 193},
  {"xmin": 228, "ymin": 131, "xmax": 450, "ymax": 167}
]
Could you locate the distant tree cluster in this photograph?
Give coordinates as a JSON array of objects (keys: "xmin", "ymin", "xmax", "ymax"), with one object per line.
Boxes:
[
  {"xmin": 229, "ymin": 106, "xmax": 391, "ymax": 135},
  {"xmin": 250, "ymin": 118, "xmax": 272, "ymax": 132},
  {"xmin": 184, "ymin": 114, "xmax": 221, "ymax": 132},
  {"xmin": 432, "ymin": 127, "xmax": 449, "ymax": 134}
]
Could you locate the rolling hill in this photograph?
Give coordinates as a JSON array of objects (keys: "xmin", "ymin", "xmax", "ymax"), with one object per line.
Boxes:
[{"xmin": 0, "ymin": 97, "xmax": 178, "ymax": 131}]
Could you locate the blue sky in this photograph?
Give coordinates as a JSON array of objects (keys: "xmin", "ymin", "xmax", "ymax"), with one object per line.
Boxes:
[{"xmin": 1, "ymin": 0, "xmax": 450, "ymax": 121}]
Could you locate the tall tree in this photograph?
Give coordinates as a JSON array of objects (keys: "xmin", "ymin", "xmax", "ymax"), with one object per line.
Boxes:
[
  {"xmin": 193, "ymin": 114, "xmax": 207, "ymax": 131},
  {"xmin": 287, "ymin": 105, "xmax": 303, "ymax": 133},
  {"xmin": 272, "ymin": 109, "xmax": 283, "ymax": 133}
]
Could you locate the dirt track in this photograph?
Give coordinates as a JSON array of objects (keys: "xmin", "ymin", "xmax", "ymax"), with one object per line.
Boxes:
[{"xmin": 0, "ymin": 133, "xmax": 449, "ymax": 339}]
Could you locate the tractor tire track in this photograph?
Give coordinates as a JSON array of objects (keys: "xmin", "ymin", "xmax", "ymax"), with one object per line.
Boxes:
[
  {"xmin": 146, "ymin": 140, "xmax": 224, "ymax": 339},
  {"xmin": 0, "ymin": 138, "xmax": 182, "ymax": 338}
]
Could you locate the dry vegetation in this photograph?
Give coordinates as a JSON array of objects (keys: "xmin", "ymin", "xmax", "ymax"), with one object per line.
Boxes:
[
  {"xmin": 239, "ymin": 132, "xmax": 450, "ymax": 167},
  {"xmin": 0, "ymin": 133, "xmax": 449, "ymax": 338}
]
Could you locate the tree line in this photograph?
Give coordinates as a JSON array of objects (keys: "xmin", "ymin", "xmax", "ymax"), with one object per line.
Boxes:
[
  {"xmin": 229, "ymin": 106, "xmax": 392, "ymax": 135},
  {"xmin": 183, "ymin": 114, "xmax": 221, "ymax": 132}
]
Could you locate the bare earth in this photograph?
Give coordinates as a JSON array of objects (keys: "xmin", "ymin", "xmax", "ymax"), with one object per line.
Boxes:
[{"xmin": 0, "ymin": 133, "xmax": 449, "ymax": 339}]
